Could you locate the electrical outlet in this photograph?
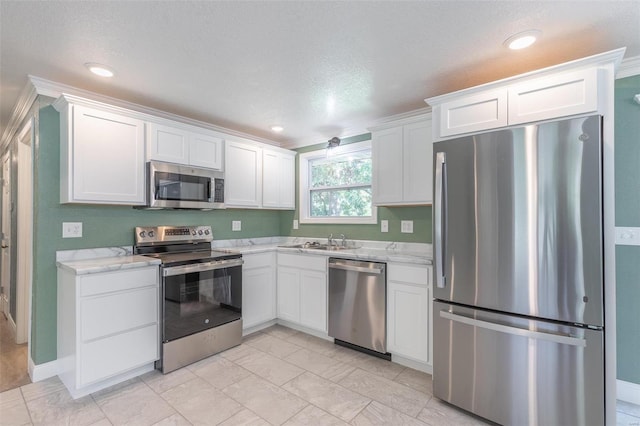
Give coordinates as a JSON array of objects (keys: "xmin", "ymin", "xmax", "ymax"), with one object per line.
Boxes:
[
  {"xmin": 62, "ymin": 222, "xmax": 83, "ymax": 238},
  {"xmin": 381, "ymin": 220, "xmax": 389, "ymax": 233},
  {"xmin": 616, "ymin": 227, "xmax": 640, "ymax": 246},
  {"xmin": 401, "ymin": 220, "xmax": 413, "ymax": 233},
  {"xmin": 293, "ymin": 219, "xmax": 299, "ymax": 230},
  {"xmin": 232, "ymin": 221, "xmax": 241, "ymax": 231}
]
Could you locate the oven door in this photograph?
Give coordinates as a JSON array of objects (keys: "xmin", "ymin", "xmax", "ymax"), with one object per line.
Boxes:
[{"xmin": 161, "ymin": 258, "xmax": 242, "ymax": 342}]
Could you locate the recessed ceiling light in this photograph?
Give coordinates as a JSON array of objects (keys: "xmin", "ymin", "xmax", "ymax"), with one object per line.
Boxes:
[
  {"xmin": 271, "ymin": 125, "xmax": 284, "ymax": 132},
  {"xmin": 504, "ymin": 30, "xmax": 541, "ymax": 50},
  {"xmin": 84, "ymin": 63, "xmax": 115, "ymax": 77}
]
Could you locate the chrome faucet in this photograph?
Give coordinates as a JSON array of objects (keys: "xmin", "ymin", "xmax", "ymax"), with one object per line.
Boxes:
[
  {"xmin": 340, "ymin": 233, "xmax": 347, "ymax": 247},
  {"xmin": 328, "ymin": 233, "xmax": 334, "ymax": 247}
]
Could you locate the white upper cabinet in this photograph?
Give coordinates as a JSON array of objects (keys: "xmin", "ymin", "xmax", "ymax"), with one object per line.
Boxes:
[
  {"xmin": 225, "ymin": 140, "xmax": 263, "ymax": 207},
  {"xmin": 507, "ymin": 68, "xmax": 598, "ymax": 125},
  {"xmin": 426, "ymin": 53, "xmax": 616, "ymax": 140},
  {"xmin": 54, "ymin": 96, "xmax": 146, "ymax": 205},
  {"xmin": 371, "ymin": 116, "xmax": 433, "ymax": 205},
  {"xmin": 225, "ymin": 140, "xmax": 296, "ymax": 209},
  {"xmin": 262, "ymin": 148, "xmax": 296, "ymax": 209},
  {"xmin": 147, "ymin": 122, "xmax": 223, "ymax": 170}
]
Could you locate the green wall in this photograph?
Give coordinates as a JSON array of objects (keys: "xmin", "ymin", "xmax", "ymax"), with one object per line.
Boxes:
[
  {"xmin": 32, "ymin": 106, "xmax": 282, "ymax": 364},
  {"xmin": 280, "ymin": 133, "xmax": 433, "ymax": 243},
  {"xmin": 614, "ymin": 74, "xmax": 640, "ymax": 385}
]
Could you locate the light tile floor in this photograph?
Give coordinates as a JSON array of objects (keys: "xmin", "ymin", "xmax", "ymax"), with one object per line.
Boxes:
[{"xmin": 1, "ymin": 324, "xmax": 639, "ymax": 425}]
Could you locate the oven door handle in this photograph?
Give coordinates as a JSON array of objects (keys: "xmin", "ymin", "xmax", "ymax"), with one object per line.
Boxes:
[{"xmin": 162, "ymin": 258, "xmax": 243, "ymax": 277}]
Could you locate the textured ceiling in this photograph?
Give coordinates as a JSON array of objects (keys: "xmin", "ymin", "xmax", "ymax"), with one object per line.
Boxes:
[{"xmin": 1, "ymin": 1, "xmax": 638, "ymax": 148}]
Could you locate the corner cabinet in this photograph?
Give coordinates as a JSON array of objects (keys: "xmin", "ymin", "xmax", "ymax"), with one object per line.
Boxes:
[
  {"xmin": 242, "ymin": 252, "xmax": 277, "ymax": 330},
  {"xmin": 225, "ymin": 140, "xmax": 296, "ymax": 209},
  {"xmin": 57, "ymin": 265, "xmax": 160, "ymax": 398},
  {"xmin": 387, "ymin": 263, "xmax": 432, "ymax": 370},
  {"xmin": 371, "ymin": 116, "xmax": 433, "ymax": 205},
  {"xmin": 277, "ymin": 253, "xmax": 327, "ymax": 332},
  {"xmin": 54, "ymin": 96, "xmax": 146, "ymax": 205},
  {"xmin": 147, "ymin": 122, "xmax": 223, "ymax": 170}
]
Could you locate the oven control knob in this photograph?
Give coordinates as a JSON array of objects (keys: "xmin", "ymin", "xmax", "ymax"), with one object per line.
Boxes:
[
  {"xmin": 139, "ymin": 231, "xmax": 146, "ymax": 238},
  {"xmin": 148, "ymin": 231, "xmax": 155, "ymax": 238},
  {"xmin": 192, "ymin": 230, "xmax": 197, "ymax": 236},
  {"xmin": 198, "ymin": 230, "xmax": 203, "ymax": 235},
  {"xmin": 204, "ymin": 229, "xmax": 210, "ymax": 235}
]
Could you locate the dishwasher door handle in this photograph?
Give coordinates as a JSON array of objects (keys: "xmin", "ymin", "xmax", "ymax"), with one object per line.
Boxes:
[{"xmin": 329, "ymin": 263, "xmax": 384, "ymax": 275}]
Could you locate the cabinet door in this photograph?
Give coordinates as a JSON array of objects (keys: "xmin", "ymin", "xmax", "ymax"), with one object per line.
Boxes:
[
  {"xmin": 225, "ymin": 141, "xmax": 262, "ymax": 207},
  {"xmin": 147, "ymin": 122, "xmax": 189, "ymax": 164},
  {"xmin": 262, "ymin": 150, "xmax": 296, "ymax": 209},
  {"xmin": 243, "ymin": 258, "xmax": 276, "ymax": 329},
  {"xmin": 387, "ymin": 281, "xmax": 428, "ymax": 363},
  {"xmin": 299, "ymin": 270, "xmax": 327, "ymax": 332},
  {"xmin": 189, "ymin": 132, "xmax": 223, "ymax": 170},
  {"xmin": 71, "ymin": 105, "xmax": 145, "ymax": 204},
  {"xmin": 262, "ymin": 150, "xmax": 281, "ymax": 208},
  {"xmin": 438, "ymin": 89, "xmax": 507, "ymax": 137},
  {"xmin": 403, "ymin": 120, "xmax": 433, "ymax": 204},
  {"xmin": 507, "ymin": 68, "xmax": 599, "ymax": 125},
  {"xmin": 278, "ymin": 152, "xmax": 296, "ymax": 209},
  {"xmin": 372, "ymin": 127, "xmax": 403, "ymax": 204},
  {"xmin": 277, "ymin": 266, "xmax": 300, "ymax": 323}
]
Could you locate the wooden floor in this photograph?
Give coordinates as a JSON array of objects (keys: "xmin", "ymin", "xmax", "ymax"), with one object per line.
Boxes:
[{"xmin": 0, "ymin": 313, "xmax": 30, "ymax": 392}]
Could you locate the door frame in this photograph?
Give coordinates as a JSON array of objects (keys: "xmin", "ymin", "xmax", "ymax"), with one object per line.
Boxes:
[
  {"xmin": 16, "ymin": 119, "xmax": 33, "ymax": 345},
  {"xmin": 0, "ymin": 151, "xmax": 11, "ymax": 322}
]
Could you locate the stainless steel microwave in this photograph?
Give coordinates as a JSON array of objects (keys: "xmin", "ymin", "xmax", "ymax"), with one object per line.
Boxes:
[{"xmin": 146, "ymin": 161, "xmax": 225, "ymax": 210}]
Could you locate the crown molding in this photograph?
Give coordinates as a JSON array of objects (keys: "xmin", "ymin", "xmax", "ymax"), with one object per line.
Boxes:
[
  {"xmin": 6, "ymin": 75, "xmax": 282, "ymax": 148},
  {"xmin": 0, "ymin": 80, "xmax": 39, "ymax": 152},
  {"xmin": 617, "ymin": 55, "xmax": 640, "ymax": 79}
]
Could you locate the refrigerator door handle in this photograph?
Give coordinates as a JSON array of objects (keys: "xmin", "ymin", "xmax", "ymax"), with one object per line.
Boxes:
[
  {"xmin": 434, "ymin": 151, "xmax": 446, "ymax": 288},
  {"xmin": 440, "ymin": 311, "xmax": 586, "ymax": 347}
]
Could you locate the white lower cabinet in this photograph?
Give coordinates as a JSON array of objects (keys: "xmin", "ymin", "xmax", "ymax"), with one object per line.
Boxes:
[
  {"xmin": 277, "ymin": 253, "xmax": 327, "ymax": 332},
  {"xmin": 387, "ymin": 263, "xmax": 432, "ymax": 367},
  {"xmin": 242, "ymin": 252, "xmax": 276, "ymax": 330},
  {"xmin": 57, "ymin": 265, "xmax": 160, "ymax": 398}
]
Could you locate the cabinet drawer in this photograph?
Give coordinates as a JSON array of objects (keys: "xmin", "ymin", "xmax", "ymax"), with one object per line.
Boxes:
[
  {"xmin": 243, "ymin": 252, "xmax": 275, "ymax": 269},
  {"xmin": 80, "ymin": 267, "xmax": 158, "ymax": 297},
  {"xmin": 81, "ymin": 286, "xmax": 158, "ymax": 341},
  {"xmin": 278, "ymin": 253, "xmax": 326, "ymax": 271},
  {"xmin": 388, "ymin": 264, "xmax": 430, "ymax": 286},
  {"xmin": 79, "ymin": 324, "xmax": 158, "ymax": 386}
]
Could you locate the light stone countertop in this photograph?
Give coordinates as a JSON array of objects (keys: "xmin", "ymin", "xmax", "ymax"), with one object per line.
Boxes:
[
  {"xmin": 56, "ymin": 255, "xmax": 161, "ymax": 275},
  {"xmin": 213, "ymin": 237, "xmax": 433, "ymax": 265}
]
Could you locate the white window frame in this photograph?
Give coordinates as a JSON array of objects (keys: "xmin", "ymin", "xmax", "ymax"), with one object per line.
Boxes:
[{"xmin": 299, "ymin": 140, "xmax": 377, "ymax": 224}]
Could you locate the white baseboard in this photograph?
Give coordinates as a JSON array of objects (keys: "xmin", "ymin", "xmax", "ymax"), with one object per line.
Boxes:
[
  {"xmin": 28, "ymin": 356, "xmax": 59, "ymax": 382},
  {"xmin": 242, "ymin": 319, "xmax": 277, "ymax": 337},
  {"xmin": 618, "ymin": 379, "xmax": 640, "ymax": 405},
  {"xmin": 391, "ymin": 354, "xmax": 432, "ymax": 375}
]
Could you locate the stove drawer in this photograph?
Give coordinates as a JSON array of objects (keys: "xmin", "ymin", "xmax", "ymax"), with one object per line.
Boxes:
[{"xmin": 81, "ymin": 267, "xmax": 158, "ymax": 297}]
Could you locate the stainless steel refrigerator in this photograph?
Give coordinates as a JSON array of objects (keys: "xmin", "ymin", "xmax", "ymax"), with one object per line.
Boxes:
[{"xmin": 432, "ymin": 114, "xmax": 606, "ymax": 425}]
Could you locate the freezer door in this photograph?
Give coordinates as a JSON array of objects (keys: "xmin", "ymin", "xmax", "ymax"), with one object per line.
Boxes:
[
  {"xmin": 433, "ymin": 115, "xmax": 603, "ymax": 326},
  {"xmin": 433, "ymin": 301, "xmax": 604, "ymax": 425}
]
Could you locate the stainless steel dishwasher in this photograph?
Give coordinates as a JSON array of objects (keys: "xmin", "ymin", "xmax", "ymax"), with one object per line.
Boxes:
[{"xmin": 328, "ymin": 258, "xmax": 389, "ymax": 359}]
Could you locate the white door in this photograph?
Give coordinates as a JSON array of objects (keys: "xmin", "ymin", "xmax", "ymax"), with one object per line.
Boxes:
[{"xmin": 1, "ymin": 154, "xmax": 11, "ymax": 320}]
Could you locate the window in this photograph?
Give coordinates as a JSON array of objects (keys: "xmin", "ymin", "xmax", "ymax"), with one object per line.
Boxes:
[{"xmin": 299, "ymin": 140, "xmax": 376, "ymax": 224}]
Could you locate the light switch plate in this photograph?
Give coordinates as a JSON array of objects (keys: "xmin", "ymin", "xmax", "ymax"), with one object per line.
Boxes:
[
  {"xmin": 232, "ymin": 220, "xmax": 241, "ymax": 231},
  {"xmin": 293, "ymin": 220, "xmax": 299, "ymax": 230},
  {"xmin": 62, "ymin": 222, "xmax": 83, "ymax": 238},
  {"xmin": 615, "ymin": 227, "xmax": 640, "ymax": 245},
  {"xmin": 401, "ymin": 220, "xmax": 413, "ymax": 233},
  {"xmin": 381, "ymin": 220, "xmax": 389, "ymax": 233}
]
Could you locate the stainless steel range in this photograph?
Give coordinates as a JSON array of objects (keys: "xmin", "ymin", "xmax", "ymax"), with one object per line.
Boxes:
[{"xmin": 134, "ymin": 225, "xmax": 243, "ymax": 373}]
